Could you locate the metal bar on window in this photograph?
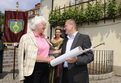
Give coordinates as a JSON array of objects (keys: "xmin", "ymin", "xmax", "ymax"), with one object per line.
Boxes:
[{"xmin": 104, "ymin": 0, "xmax": 106, "ymax": 23}]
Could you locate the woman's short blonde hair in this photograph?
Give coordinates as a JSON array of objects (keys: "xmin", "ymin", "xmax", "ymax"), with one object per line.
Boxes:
[{"xmin": 30, "ymin": 16, "xmax": 46, "ymax": 30}]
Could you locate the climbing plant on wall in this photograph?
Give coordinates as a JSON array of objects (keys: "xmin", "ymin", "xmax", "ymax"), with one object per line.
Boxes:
[
  {"xmin": 49, "ymin": 0, "xmax": 120, "ymax": 27},
  {"xmin": 107, "ymin": 0, "xmax": 117, "ymax": 19},
  {"xmin": 118, "ymin": 2, "xmax": 121, "ymax": 16}
]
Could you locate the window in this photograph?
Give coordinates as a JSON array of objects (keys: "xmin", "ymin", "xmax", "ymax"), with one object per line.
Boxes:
[
  {"xmin": 71, "ymin": 0, "xmax": 80, "ymax": 5},
  {"xmin": 35, "ymin": 10, "xmax": 37, "ymax": 14},
  {"xmin": 70, "ymin": 0, "xmax": 89, "ymax": 5},
  {"xmin": 29, "ymin": 11, "xmax": 32, "ymax": 16},
  {"xmin": 35, "ymin": 10, "xmax": 39, "ymax": 14},
  {"xmin": 37, "ymin": 10, "xmax": 40, "ymax": 14},
  {"xmin": 83, "ymin": 0, "xmax": 88, "ymax": 2}
]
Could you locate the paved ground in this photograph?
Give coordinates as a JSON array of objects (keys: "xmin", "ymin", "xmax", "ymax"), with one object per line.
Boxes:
[
  {"xmin": 0, "ymin": 66, "xmax": 22, "ymax": 83},
  {"xmin": 90, "ymin": 76, "xmax": 121, "ymax": 83},
  {"xmin": 1, "ymin": 49, "xmax": 121, "ymax": 83},
  {"xmin": 0, "ymin": 66, "xmax": 121, "ymax": 83}
]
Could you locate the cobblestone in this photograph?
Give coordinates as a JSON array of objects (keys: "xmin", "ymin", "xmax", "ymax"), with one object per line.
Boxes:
[
  {"xmin": 1, "ymin": 50, "xmax": 121, "ymax": 83},
  {"xmin": 0, "ymin": 66, "xmax": 121, "ymax": 83},
  {"xmin": 0, "ymin": 66, "xmax": 23, "ymax": 83},
  {"xmin": 90, "ymin": 75, "xmax": 121, "ymax": 83}
]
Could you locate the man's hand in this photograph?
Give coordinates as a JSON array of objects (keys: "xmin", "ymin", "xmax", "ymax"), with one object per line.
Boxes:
[{"xmin": 66, "ymin": 57, "xmax": 77, "ymax": 63}]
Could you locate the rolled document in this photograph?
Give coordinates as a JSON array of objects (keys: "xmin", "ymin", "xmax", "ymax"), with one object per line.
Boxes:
[{"xmin": 50, "ymin": 46, "xmax": 93, "ymax": 67}]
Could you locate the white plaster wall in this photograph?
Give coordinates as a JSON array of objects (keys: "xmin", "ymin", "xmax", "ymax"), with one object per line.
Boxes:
[
  {"xmin": 53, "ymin": 0, "xmax": 69, "ymax": 9},
  {"xmin": 78, "ymin": 18, "xmax": 121, "ymax": 75},
  {"xmin": 39, "ymin": 0, "xmax": 52, "ymax": 38},
  {"xmin": 27, "ymin": 18, "xmax": 33, "ymax": 33}
]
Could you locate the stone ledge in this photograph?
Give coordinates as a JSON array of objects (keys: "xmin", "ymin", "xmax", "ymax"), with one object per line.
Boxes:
[
  {"xmin": 3, "ymin": 59, "xmax": 18, "ymax": 63},
  {"xmin": 3, "ymin": 63, "xmax": 18, "ymax": 67},
  {"xmin": 89, "ymin": 72, "xmax": 114, "ymax": 81}
]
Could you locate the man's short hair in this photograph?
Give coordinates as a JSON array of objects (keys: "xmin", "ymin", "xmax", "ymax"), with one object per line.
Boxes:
[{"xmin": 67, "ymin": 19, "xmax": 77, "ymax": 30}]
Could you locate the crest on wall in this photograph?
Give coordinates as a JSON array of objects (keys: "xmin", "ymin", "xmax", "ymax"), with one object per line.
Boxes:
[{"xmin": 8, "ymin": 19, "xmax": 24, "ymax": 34}]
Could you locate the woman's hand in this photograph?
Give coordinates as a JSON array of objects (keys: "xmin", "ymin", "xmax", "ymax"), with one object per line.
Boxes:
[
  {"xmin": 36, "ymin": 56, "xmax": 54, "ymax": 63},
  {"xmin": 49, "ymin": 49, "xmax": 61, "ymax": 55},
  {"xmin": 49, "ymin": 56, "xmax": 55, "ymax": 60},
  {"xmin": 48, "ymin": 56, "xmax": 55, "ymax": 64}
]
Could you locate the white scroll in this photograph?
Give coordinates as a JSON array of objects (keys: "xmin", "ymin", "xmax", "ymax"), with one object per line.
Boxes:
[{"xmin": 50, "ymin": 46, "xmax": 93, "ymax": 67}]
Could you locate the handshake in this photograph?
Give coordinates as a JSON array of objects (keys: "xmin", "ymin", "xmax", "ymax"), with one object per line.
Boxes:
[{"xmin": 48, "ymin": 49, "xmax": 61, "ymax": 63}]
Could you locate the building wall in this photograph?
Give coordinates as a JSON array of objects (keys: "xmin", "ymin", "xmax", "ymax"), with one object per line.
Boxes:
[
  {"xmin": 39, "ymin": 0, "xmax": 52, "ymax": 37},
  {"xmin": 27, "ymin": 19, "xmax": 32, "ymax": 33},
  {"xmin": 53, "ymin": 0, "xmax": 69, "ymax": 9},
  {"xmin": 78, "ymin": 18, "xmax": 121, "ymax": 75}
]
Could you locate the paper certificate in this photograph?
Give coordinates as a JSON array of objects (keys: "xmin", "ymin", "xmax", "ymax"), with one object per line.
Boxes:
[{"xmin": 50, "ymin": 46, "xmax": 93, "ymax": 67}]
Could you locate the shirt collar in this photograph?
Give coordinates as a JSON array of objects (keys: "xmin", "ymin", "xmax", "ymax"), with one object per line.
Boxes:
[
  {"xmin": 67, "ymin": 31, "xmax": 78, "ymax": 39},
  {"xmin": 32, "ymin": 30, "xmax": 45, "ymax": 38}
]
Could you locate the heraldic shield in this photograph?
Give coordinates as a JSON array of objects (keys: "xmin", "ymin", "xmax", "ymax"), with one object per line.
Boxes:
[
  {"xmin": 8, "ymin": 19, "xmax": 24, "ymax": 34},
  {"xmin": 4, "ymin": 11, "xmax": 28, "ymax": 43}
]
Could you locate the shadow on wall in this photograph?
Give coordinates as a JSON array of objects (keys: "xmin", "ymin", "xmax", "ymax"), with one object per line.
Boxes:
[
  {"xmin": 78, "ymin": 18, "xmax": 121, "ymax": 43},
  {"xmin": 113, "ymin": 65, "xmax": 121, "ymax": 76}
]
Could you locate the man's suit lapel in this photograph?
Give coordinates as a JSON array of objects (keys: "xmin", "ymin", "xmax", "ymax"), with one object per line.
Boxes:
[
  {"xmin": 28, "ymin": 31, "xmax": 38, "ymax": 47},
  {"xmin": 71, "ymin": 32, "xmax": 80, "ymax": 50}
]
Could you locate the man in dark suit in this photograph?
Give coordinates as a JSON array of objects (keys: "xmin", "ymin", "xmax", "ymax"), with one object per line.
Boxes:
[{"xmin": 60, "ymin": 19, "xmax": 94, "ymax": 83}]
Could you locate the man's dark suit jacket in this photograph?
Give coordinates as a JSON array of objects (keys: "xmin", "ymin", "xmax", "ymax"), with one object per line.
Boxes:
[{"xmin": 60, "ymin": 32, "xmax": 94, "ymax": 83}]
